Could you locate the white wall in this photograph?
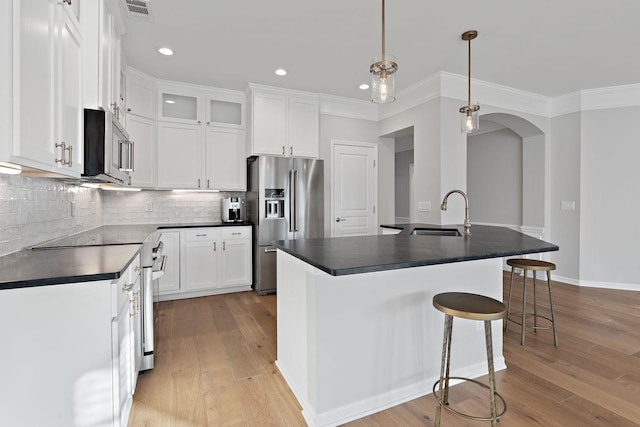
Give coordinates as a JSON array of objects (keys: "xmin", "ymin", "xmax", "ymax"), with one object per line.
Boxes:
[
  {"xmin": 467, "ymin": 128, "xmax": 523, "ymax": 226},
  {"xmin": 579, "ymin": 107, "xmax": 640, "ymax": 287},
  {"xmin": 522, "ymin": 134, "xmax": 545, "ymax": 227},
  {"xmin": 394, "ymin": 144, "xmax": 413, "ymax": 221},
  {"xmin": 549, "ymin": 112, "xmax": 581, "ymax": 281},
  {"xmin": 380, "ymin": 99, "xmax": 443, "ymax": 224}
]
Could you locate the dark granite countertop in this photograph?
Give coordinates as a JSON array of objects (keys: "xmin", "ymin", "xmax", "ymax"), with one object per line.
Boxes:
[
  {"xmin": 0, "ymin": 245, "xmax": 141, "ymax": 290},
  {"xmin": 1, "ymin": 222, "xmax": 253, "ymax": 290},
  {"xmin": 273, "ymin": 224, "xmax": 558, "ymax": 276}
]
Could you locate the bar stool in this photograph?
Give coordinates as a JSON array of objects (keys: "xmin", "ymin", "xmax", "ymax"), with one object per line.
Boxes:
[
  {"xmin": 504, "ymin": 258, "xmax": 558, "ymax": 346},
  {"xmin": 433, "ymin": 292, "xmax": 507, "ymax": 427}
]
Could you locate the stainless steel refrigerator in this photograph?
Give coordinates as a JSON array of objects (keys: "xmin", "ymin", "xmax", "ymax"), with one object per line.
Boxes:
[{"xmin": 246, "ymin": 156, "xmax": 324, "ymax": 294}]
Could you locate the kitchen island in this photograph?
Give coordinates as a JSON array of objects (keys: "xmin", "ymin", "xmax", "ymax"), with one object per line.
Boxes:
[{"xmin": 273, "ymin": 224, "xmax": 558, "ymax": 427}]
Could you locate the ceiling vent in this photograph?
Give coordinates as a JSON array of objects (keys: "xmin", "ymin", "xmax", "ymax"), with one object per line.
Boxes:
[{"xmin": 123, "ymin": 0, "xmax": 154, "ymax": 21}]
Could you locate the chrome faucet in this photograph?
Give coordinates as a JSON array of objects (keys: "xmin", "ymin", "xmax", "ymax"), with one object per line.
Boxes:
[{"xmin": 441, "ymin": 189, "xmax": 471, "ymax": 236}]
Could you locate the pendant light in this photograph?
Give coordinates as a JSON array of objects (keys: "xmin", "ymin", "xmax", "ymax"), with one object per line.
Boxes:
[
  {"xmin": 460, "ymin": 30, "xmax": 479, "ymax": 133},
  {"xmin": 370, "ymin": 0, "xmax": 397, "ymax": 104}
]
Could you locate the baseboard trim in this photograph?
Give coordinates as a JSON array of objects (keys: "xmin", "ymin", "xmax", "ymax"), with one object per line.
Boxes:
[{"xmin": 278, "ymin": 357, "xmax": 506, "ymax": 427}]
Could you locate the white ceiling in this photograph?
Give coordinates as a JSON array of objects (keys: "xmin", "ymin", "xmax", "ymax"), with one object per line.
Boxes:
[{"xmin": 121, "ymin": 0, "xmax": 640, "ymax": 102}]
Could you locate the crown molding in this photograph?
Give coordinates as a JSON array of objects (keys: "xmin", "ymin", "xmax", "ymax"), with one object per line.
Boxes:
[
  {"xmin": 319, "ymin": 94, "xmax": 379, "ymax": 121},
  {"xmin": 378, "ymin": 73, "xmax": 443, "ymax": 120},
  {"xmin": 580, "ymin": 84, "xmax": 640, "ymax": 111}
]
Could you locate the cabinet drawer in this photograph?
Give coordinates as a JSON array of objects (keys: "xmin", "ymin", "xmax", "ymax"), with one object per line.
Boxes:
[
  {"xmin": 221, "ymin": 227, "xmax": 251, "ymax": 240},
  {"xmin": 186, "ymin": 229, "xmax": 218, "ymax": 242}
]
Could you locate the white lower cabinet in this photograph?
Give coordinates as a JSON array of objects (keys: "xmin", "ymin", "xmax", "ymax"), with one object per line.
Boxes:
[
  {"xmin": 159, "ymin": 226, "xmax": 252, "ymax": 300},
  {"xmin": 158, "ymin": 231, "xmax": 181, "ymax": 293},
  {"xmin": 113, "ymin": 254, "xmax": 141, "ymax": 427},
  {"xmin": 0, "ymin": 254, "xmax": 141, "ymax": 427},
  {"xmin": 219, "ymin": 228, "xmax": 253, "ymax": 287}
]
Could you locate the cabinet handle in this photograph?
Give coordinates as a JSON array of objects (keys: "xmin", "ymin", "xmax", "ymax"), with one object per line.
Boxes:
[
  {"xmin": 213, "ymin": 242, "xmax": 217, "ymax": 251},
  {"xmin": 198, "ymin": 120, "xmax": 201, "ymax": 124},
  {"xmin": 207, "ymin": 121, "xmax": 210, "ymax": 125},
  {"xmin": 63, "ymin": 0, "xmax": 71, "ymax": 4},
  {"xmin": 232, "ymin": 232, "xmax": 241, "ymax": 235},
  {"xmin": 66, "ymin": 144, "xmax": 72, "ymax": 167},
  {"xmin": 223, "ymin": 241, "xmax": 226, "ymax": 251},
  {"xmin": 195, "ymin": 233, "xmax": 207, "ymax": 237},
  {"xmin": 55, "ymin": 142, "xmax": 66, "ymax": 165},
  {"xmin": 282, "ymin": 145, "xmax": 285, "ymax": 155},
  {"xmin": 127, "ymin": 108, "xmax": 132, "ymax": 112},
  {"xmin": 264, "ymin": 248, "xmax": 277, "ymax": 253},
  {"xmin": 290, "ymin": 146, "xmax": 293, "ymax": 156},
  {"xmin": 207, "ymin": 179, "xmax": 210, "ymax": 188},
  {"xmin": 198, "ymin": 178, "xmax": 201, "ymax": 188}
]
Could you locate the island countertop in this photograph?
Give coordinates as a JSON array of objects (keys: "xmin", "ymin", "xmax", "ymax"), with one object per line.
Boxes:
[{"xmin": 272, "ymin": 224, "xmax": 558, "ymax": 276}]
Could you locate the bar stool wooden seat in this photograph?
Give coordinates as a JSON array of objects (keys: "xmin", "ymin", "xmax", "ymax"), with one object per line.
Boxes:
[
  {"xmin": 504, "ymin": 258, "xmax": 558, "ymax": 346},
  {"xmin": 433, "ymin": 292, "xmax": 507, "ymax": 427}
]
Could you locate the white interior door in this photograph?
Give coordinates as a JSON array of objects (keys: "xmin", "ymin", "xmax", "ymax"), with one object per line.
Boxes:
[{"xmin": 332, "ymin": 142, "xmax": 378, "ymax": 237}]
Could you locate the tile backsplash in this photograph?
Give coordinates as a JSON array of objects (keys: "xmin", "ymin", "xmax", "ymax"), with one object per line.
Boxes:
[
  {"xmin": 0, "ymin": 174, "xmax": 245, "ymax": 257},
  {"xmin": 0, "ymin": 175, "xmax": 103, "ymax": 255},
  {"xmin": 101, "ymin": 189, "xmax": 243, "ymax": 225}
]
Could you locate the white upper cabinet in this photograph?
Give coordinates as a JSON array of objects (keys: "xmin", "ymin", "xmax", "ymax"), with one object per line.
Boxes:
[
  {"xmin": 247, "ymin": 84, "xmax": 319, "ymax": 158},
  {"xmin": 7, "ymin": 0, "xmax": 83, "ymax": 177},
  {"xmin": 251, "ymin": 91, "xmax": 288, "ymax": 156},
  {"xmin": 157, "ymin": 85, "xmax": 202, "ymax": 125},
  {"xmin": 157, "ymin": 122, "xmax": 202, "ymax": 189},
  {"xmin": 126, "ymin": 69, "xmax": 156, "ymax": 119},
  {"xmin": 205, "ymin": 93, "xmax": 245, "ymax": 129},
  {"xmin": 156, "ymin": 83, "xmax": 246, "ymax": 190},
  {"xmin": 126, "ymin": 114, "xmax": 156, "ymax": 188},
  {"xmin": 82, "ymin": 0, "xmax": 125, "ymax": 124},
  {"xmin": 288, "ymin": 95, "xmax": 320, "ymax": 158},
  {"xmin": 205, "ymin": 128, "xmax": 246, "ymax": 191}
]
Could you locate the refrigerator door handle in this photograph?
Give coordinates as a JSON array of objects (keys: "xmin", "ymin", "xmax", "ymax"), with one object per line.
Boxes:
[
  {"xmin": 289, "ymin": 169, "xmax": 296, "ymax": 232},
  {"xmin": 293, "ymin": 169, "xmax": 299, "ymax": 231}
]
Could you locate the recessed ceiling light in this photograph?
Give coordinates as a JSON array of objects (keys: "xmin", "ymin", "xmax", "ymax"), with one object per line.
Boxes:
[
  {"xmin": 359, "ymin": 83, "xmax": 370, "ymax": 90},
  {"xmin": 165, "ymin": 99, "xmax": 175, "ymax": 104},
  {"xmin": 158, "ymin": 47, "xmax": 173, "ymax": 56},
  {"xmin": 275, "ymin": 69, "xmax": 287, "ymax": 76}
]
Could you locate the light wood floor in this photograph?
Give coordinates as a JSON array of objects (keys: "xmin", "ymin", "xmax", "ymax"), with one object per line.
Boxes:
[{"xmin": 129, "ymin": 274, "xmax": 640, "ymax": 426}]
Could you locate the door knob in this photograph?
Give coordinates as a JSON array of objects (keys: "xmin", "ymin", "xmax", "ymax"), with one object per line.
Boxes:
[{"xmin": 335, "ymin": 217, "xmax": 346, "ymax": 222}]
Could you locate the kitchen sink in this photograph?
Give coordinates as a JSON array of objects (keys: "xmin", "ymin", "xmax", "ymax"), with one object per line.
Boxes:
[{"xmin": 410, "ymin": 228, "xmax": 462, "ymax": 237}]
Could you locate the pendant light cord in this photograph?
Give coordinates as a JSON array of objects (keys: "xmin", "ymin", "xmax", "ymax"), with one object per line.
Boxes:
[
  {"xmin": 467, "ymin": 37, "xmax": 471, "ymax": 106},
  {"xmin": 381, "ymin": 0, "xmax": 386, "ymax": 59}
]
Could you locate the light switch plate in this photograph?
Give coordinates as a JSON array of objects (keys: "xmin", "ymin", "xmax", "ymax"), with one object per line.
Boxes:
[{"xmin": 417, "ymin": 201, "xmax": 431, "ymax": 212}]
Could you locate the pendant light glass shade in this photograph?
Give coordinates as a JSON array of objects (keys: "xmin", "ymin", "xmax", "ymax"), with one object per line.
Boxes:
[
  {"xmin": 460, "ymin": 30, "xmax": 479, "ymax": 133},
  {"xmin": 460, "ymin": 104, "xmax": 480, "ymax": 133},
  {"xmin": 370, "ymin": 0, "xmax": 397, "ymax": 104},
  {"xmin": 371, "ymin": 55, "xmax": 397, "ymax": 103}
]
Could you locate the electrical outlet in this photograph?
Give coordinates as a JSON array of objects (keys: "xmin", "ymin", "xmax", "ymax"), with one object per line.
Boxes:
[
  {"xmin": 560, "ymin": 201, "xmax": 575, "ymax": 211},
  {"xmin": 145, "ymin": 202, "xmax": 153, "ymax": 212},
  {"xmin": 70, "ymin": 201, "xmax": 76, "ymax": 217},
  {"xmin": 417, "ymin": 201, "xmax": 431, "ymax": 212}
]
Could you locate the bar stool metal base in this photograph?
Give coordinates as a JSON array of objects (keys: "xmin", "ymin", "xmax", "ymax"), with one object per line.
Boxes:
[
  {"xmin": 504, "ymin": 258, "xmax": 558, "ymax": 347},
  {"xmin": 432, "ymin": 376, "xmax": 507, "ymax": 422},
  {"xmin": 433, "ymin": 293, "xmax": 507, "ymax": 427}
]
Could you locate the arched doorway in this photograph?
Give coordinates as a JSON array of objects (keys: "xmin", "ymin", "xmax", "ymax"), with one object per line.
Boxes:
[{"xmin": 467, "ymin": 113, "xmax": 545, "ymax": 238}]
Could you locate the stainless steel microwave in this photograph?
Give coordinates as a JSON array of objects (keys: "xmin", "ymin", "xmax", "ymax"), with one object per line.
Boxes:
[{"xmin": 83, "ymin": 108, "xmax": 134, "ymax": 185}]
